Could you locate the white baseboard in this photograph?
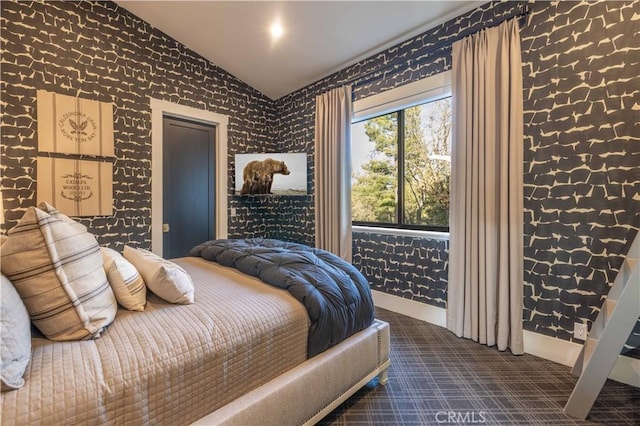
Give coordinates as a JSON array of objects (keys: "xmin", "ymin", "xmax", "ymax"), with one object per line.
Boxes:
[
  {"xmin": 372, "ymin": 290, "xmax": 446, "ymax": 327},
  {"xmin": 522, "ymin": 329, "xmax": 580, "ymax": 367},
  {"xmin": 373, "ymin": 291, "xmax": 639, "ymax": 387}
]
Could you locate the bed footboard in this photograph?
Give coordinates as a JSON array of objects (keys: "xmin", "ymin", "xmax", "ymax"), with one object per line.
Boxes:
[{"xmin": 192, "ymin": 319, "xmax": 390, "ymax": 426}]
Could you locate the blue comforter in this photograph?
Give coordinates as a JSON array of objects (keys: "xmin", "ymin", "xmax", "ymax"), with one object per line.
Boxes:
[{"xmin": 190, "ymin": 238, "xmax": 375, "ymax": 357}]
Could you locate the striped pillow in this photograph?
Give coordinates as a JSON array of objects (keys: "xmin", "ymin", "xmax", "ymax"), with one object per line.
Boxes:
[
  {"xmin": 0, "ymin": 207, "xmax": 117, "ymax": 341},
  {"xmin": 101, "ymin": 247, "xmax": 147, "ymax": 311},
  {"xmin": 37, "ymin": 201, "xmax": 87, "ymax": 233}
]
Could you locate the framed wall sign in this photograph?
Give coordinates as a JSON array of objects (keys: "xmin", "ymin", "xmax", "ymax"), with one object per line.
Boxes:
[
  {"xmin": 37, "ymin": 157, "xmax": 113, "ymax": 216},
  {"xmin": 37, "ymin": 90, "xmax": 114, "ymax": 156}
]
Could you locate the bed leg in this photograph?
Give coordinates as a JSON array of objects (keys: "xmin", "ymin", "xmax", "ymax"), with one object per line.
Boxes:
[{"xmin": 378, "ymin": 368, "xmax": 389, "ymax": 385}]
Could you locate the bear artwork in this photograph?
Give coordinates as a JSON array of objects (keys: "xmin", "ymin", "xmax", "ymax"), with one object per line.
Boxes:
[{"xmin": 240, "ymin": 158, "xmax": 291, "ymax": 195}]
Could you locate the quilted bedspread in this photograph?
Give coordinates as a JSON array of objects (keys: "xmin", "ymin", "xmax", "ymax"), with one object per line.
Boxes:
[
  {"xmin": 2, "ymin": 257, "xmax": 309, "ymax": 425},
  {"xmin": 190, "ymin": 238, "xmax": 375, "ymax": 357}
]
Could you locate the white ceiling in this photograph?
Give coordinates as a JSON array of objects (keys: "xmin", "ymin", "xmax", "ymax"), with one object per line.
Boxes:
[{"xmin": 115, "ymin": 1, "xmax": 482, "ymax": 100}]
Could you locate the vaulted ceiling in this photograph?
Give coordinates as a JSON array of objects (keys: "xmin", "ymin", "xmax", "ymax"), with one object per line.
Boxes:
[{"xmin": 115, "ymin": 1, "xmax": 482, "ymax": 100}]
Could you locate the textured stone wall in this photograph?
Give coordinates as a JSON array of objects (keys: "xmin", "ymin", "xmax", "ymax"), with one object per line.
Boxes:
[{"xmin": 0, "ymin": 0, "xmax": 277, "ymax": 250}]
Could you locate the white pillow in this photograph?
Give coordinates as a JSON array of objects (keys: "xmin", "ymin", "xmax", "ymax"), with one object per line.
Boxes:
[
  {"xmin": 123, "ymin": 246, "xmax": 194, "ymax": 304},
  {"xmin": 0, "ymin": 207, "xmax": 117, "ymax": 341},
  {"xmin": 1, "ymin": 274, "xmax": 31, "ymax": 391},
  {"xmin": 101, "ymin": 247, "xmax": 147, "ymax": 311}
]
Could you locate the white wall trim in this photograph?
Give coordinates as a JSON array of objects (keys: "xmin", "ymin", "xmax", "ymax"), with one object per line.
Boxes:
[
  {"xmin": 372, "ymin": 290, "xmax": 446, "ymax": 327},
  {"xmin": 522, "ymin": 329, "xmax": 580, "ymax": 367},
  {"xmin": 150, "ymin": 98, "xmax": 228, "ymax": 256},
  {"xmin": 353, "ymin": 70, "xmax": 451, "ymax": 122},
  {"xmin": 373, "ymin": 291, "xmax": 639, "ymax": 387},
  {"xmin": 353, "ymin": 225, "xmax": 449, "ymax": 240}
]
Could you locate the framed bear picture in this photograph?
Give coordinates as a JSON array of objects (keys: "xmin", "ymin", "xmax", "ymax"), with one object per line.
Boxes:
[{"xmin": 235, "ymin": 153, "xmax": 307, "ymax": 195}]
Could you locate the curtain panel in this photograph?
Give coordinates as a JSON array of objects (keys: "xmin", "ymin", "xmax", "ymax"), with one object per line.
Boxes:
[
  {"xmin": 314, "ymin": 85, "xmax": 353, "ymax": 261},
  {"xmin": 447, "ymin": 18, "xmax": 524, "ymax": 354}
]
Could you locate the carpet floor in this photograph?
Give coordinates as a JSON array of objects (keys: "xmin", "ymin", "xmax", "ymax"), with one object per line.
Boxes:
[{"xmin": 319, "ymin": 308, "xmax": 640, "ymax": 425}]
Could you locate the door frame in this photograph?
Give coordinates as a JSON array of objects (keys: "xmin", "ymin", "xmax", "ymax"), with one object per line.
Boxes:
[{"xmin": 150, "ymin": 98, "xmax": 228, "ymax": 256}]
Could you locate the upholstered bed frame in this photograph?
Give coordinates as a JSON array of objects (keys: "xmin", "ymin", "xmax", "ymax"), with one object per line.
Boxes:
[{"xmin": 195, "ymin": 319, "xmax": 391, "ymax": 425}]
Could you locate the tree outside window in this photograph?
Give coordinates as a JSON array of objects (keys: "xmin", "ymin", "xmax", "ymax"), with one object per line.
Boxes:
[{"xmin": 352, "ymin": 96, "xmax": 451, "ymax": 231}]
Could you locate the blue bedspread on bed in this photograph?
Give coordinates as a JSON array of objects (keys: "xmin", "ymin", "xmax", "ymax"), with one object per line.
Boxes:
[{"xmin": 190, "ymin": 238, "xmax": 375, "ymax": 357}]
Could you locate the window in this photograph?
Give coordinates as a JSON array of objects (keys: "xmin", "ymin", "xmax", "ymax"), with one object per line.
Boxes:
[{"xmin": 351, "ymin": 72, "xmax": 451, "ymax": 232}]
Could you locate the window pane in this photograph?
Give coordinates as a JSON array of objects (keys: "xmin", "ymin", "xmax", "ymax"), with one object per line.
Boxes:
[
  {"xmin": 403, "ymin": 97, "xmax": 451, "ymax": 227},
  {"xmin": 351, "ymin": 112, "xmax": 398, "ymax": 224}
]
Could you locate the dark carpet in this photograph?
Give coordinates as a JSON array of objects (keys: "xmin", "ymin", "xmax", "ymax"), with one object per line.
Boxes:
[{"xmin": 319, "ymin": 308, "xmax": 640, "ymax": 425}]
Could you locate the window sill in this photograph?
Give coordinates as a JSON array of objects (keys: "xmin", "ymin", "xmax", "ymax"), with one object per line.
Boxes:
[{"xmin": 352, "ymin": 225, "xmax": 449, "ymax": 240}]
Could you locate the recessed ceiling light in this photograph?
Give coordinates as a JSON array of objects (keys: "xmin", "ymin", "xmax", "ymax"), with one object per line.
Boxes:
[{"xmin": 270, "ymin": 21, "xmax": 284, "ymax": 39}]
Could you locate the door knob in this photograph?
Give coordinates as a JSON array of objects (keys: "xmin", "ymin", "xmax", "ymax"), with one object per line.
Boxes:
[{"xmin": 163, "ymin": 223, "xmax": 170, "ymax": 233}]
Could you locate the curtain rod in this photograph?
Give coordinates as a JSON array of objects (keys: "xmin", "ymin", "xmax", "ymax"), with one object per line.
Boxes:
[{"xmin": 348, "ymin": 3, "xmax": 531, "ymax": 91}]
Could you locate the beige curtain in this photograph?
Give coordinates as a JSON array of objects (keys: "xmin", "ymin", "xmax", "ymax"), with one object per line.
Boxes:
[
  {"xmin": 315, "ymin": 85, "xmax": 353, "ymax": 261},
  {"xmin": 447, "ymin": 18, "xmax": 524, "ymax": 354}
]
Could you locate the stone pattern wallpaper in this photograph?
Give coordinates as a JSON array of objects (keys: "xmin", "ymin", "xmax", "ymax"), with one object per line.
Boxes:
[
  {"xmin": 1, "ymin": 0, "xmax": 638, "ymax": 355},
  {"xmin": 229, "ymin": 195, "xmax": 313, "ymax": 243},
  {"xmin": 353, "ymin": 232, "xmax": 449, "ymax": 307},
  {"xmin": 1, "ymin": 0, "xmax": 278, "ymax": 250},
  {"xmin": 520, "ymin": 0, "xmax": 640, "ymax": 351}
]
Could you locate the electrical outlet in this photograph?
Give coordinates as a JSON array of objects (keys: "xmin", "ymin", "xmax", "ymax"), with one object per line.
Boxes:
[{"xmin": 574, "ymin": 323, "xmax": 588, "ymax": 340}]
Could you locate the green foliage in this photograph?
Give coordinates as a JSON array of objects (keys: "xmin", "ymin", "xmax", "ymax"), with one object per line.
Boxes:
[
  {"xmin": 352, "ymin": 98, "xmax": 451, "ymax": 227},
  {"xmin": 352, "ymin": 114, "xmax": 397, "ymax": 224}
]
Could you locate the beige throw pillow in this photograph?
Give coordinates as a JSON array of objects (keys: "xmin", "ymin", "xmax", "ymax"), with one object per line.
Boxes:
[
  {"xmin": 0, "ymin": 207, "xmax": 117, "ymax": 341},
  {"xmin": 101, "ymin": 247, "xmax": 147, "ymax": 311},
  {"xmin": 123, "ymin": 246, "xmax": 194, "ymax": 304}
]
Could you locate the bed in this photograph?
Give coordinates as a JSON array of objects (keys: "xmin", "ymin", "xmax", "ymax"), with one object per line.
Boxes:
[{"xmin": 1, "ymin": 238, "xmax": 390, "ymax": 425}]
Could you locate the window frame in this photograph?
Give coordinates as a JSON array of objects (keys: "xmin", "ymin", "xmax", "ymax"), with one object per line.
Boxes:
[{"xmin": 351, "ymin": 71, "xmax": 452, "ymax": 233}]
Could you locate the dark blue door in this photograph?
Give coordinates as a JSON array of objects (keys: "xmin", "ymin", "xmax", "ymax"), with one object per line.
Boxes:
[{"xmin": 163, "ymin": 116, "xmax": 215, "ymax": 258}]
